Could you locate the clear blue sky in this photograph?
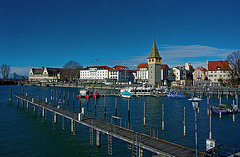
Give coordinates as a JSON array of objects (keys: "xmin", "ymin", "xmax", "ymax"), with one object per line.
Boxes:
[{"xmin": 0, "ymin": 0, "xmax": 240, "ymax": 75}]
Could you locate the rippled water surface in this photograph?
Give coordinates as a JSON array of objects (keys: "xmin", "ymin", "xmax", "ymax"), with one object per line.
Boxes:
[{"xmin": 0, "ymin": 85, "xmax": 240, "ymax": 156}]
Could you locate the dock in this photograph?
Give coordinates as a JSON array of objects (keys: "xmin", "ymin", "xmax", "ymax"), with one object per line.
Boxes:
[{"xmin": 15, "ymin": 94, "xmax": 207, "ymax": 156}]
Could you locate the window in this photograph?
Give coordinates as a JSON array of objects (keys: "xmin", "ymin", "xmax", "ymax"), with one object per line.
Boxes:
[{"xmin": 149, "ymin": 59, "xmax": 151, "ymax": 62}]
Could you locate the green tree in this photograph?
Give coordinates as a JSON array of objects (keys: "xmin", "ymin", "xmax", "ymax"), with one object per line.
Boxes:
[{"xmin": 1, "ymin": 64, "xmax": 10, "ymax": 79}]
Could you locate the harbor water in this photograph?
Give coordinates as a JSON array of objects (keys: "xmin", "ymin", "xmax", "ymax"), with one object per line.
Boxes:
[{"xmin": 1, "ymin": 85, "xmax": 240, "ymax": 156}]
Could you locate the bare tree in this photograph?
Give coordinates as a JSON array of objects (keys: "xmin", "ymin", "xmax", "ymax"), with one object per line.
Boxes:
[
  {"xmin": 226, "ymin": 51, "xmax": 240, "ymax": 82},
  {"xmin": 1, "ymin": 64, "xmax": 10, "ymax": 79},
  {"xmin": 62, "ymin": 61, "xmax": 82, "ymax": 82}
]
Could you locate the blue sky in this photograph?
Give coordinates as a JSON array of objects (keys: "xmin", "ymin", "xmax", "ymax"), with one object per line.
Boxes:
[{"xmin": 0, "ymin": 0, "xmax": 240, "ymax": 76}]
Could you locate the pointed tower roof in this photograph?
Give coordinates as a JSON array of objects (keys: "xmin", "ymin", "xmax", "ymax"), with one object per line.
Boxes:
[{"xmin": 148, "ymin": 40, "xmax": 161, "ymax": 59}]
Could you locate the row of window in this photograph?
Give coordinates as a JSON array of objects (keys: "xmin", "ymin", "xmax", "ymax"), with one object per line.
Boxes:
[
  {"xmin": 208, "ymin": 75, "xmax": 230, "ymax": 77},
  {"xmin": 210, "ymin": 71, "xmax": 229, "ymax": 73}
]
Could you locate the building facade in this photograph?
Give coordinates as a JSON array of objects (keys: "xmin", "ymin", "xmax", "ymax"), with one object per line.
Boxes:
[
  {"xmin": 29, "ymin": 67, "xmax": 63, "ymax": 82},
  {"xmin": 206, "ymin": 60, "xmax": 231, "ymax": 86},
  {"xmin": 109, "ymin": 65, "xmax": 134, "ymax": 83},
  {"xmin": 136, "ymin": 63, "xmax": 148, "ymax": 83},
  {"xmin": 148, "ymin": 40, "xmax": 162, "ymax": 86},
  {"xmin": 79, "ymin": 66, "xmax": 110, "ymax": 82},
  {"xmin": 161, "ymin": 64, "xmax": 169, "ymax": 85}
]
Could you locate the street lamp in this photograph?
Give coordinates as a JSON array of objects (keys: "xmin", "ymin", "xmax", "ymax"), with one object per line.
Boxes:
[{"xmin": 188, "ymin": 97, "xmax": 202, "ymax": 157}]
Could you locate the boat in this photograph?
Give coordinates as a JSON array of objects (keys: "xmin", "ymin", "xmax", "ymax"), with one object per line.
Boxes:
[
  {"xmin": 211, "ymin": 103, "xmax": 238, "ymax": 114},
  {"xmin": 167, "ymin": 92, "xmax": 186, "ymax": 98},
  {"xmin": 121, "ymin": 91, "xmax": 131, "ymax": 98},
  {"xmin": 93, "ymin": 91, "xmax": 100, "ymax": 99},
  {"xmin": 77, "ymin": 89, "xmax": 91, "ymax": 99}
]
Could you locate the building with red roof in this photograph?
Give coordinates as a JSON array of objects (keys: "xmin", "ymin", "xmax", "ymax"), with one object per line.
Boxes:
[
  {"xmin": 80, "ymin": 66, "xmax": 110, "ymax": 82},
  {"xmin": 136, "ymin": 63, "xmax": 148, "ymax": 83},
  {"xmin": 206, "ymin": 60, "xmax": 231, "ymax": 86},
  {"xmin": 161, "ymin": 64, "xmax": 169, "ymax": 85},
  {"xmin": 109, "ymin": 65, "xmax": 135, "ymax": 83}
]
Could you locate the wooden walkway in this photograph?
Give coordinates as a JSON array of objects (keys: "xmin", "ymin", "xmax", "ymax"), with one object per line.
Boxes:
[{"xmin": 15, "ymin": 94, "xmax": 206, "ymax": 157}]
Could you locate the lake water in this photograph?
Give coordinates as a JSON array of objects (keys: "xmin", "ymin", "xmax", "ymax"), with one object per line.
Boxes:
[{"xmin": 0, "ymin": 85, "xmax": 240, "ymax": 156}]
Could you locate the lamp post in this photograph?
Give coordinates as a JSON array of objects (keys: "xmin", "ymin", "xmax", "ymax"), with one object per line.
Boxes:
[{"xmin": 188, "ymin": 97, "xmax": 202, "ymax": 157}]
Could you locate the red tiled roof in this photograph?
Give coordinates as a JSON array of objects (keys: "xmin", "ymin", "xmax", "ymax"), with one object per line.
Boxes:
[
  {"xmin": 109, "ymin": 65, "xmax": 128, "ymax": 71},
  {"xmin": 85, "ymin": 66, "xmax": 110, "ymax": 70},
  {"xmin": 137, "ymin": 63, "xmax": 148, "ymax": 71},
  {"xmin": 208, "ymin": 60, "xmax": 231, "ymax": 71}
]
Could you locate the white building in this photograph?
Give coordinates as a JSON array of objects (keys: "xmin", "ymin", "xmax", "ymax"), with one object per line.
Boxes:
[
  {"xmin": 136, "ymin": 63, "xmax": 148, "ymax": 83},
  {"xmin": 206, "ymin": 60, "xmax": 231, "ymax": 86},
  {"xmin": 79, "ymin": 66, "xmax": 110, "ymax": 82},
  {"xmin": 109, "ymin": 65, "xmax": 134, "ymax": 83}
]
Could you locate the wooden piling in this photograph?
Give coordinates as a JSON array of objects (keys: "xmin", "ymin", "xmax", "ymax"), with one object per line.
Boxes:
[
  {"xmin": 42, "ymin": 107, "xmax": 45, "ymax": 117},
  {"xmin": 9, "ymin": 89, "xmax": 12, "ymax": 102},
  {"xmin": 209, "ymin": 109, "xmax": 212, "ymax": 139},
  {"xmin": 104, "ymin": 96, "xmax": 106, "ymax": 115},
  {"xmin": 26, "ymin": 101, "xmax": 29, "ymax": 109},
  {"xmin": 184, "ymin": 107, "xmax": 186, "ymax": 137},
  {"xmin": 63, "ymin": 91, "xmax": 65, "ymax": 104},
  {"xmin": 51, "ymin": 89, "xmax": 53, "ymax": 101},
  {"xmin": 96, "ymin": 130, "xmax": 101, "ymax": 147},
  {"xmin": 162, "ymin": 104, "xmax": 164, "ymax": 131},
  {"xmin": 219, "ymin": 97, "xmax": 222, "ymax": 119},
  {"xmin": 62, "ymin": 116, "xmax": 65, "ymax": 130},
  {"xmin": 115, "ymin": 97, "xmax": 117, "ymax": 116},
  {"xmin": 143, "ymin": 102, "xmax": 146, "ymax": 126},
  {"xmin": 71, "ymin": 119, "xmax": 75, "ymax": 135},
  {"xmin": 207, "ymin": 97, "xmax": 209, "ymax": 116},
  {"xmin": 53, "ymin": 113, "xmax": 57, "ymax": 123},
  {"xmin": 33, "ymin": 105, "xmax": 36, "ymax": 113},
  {"xmin": 95, "ymin": 96, "xmax": 97, "ymax": 113}
]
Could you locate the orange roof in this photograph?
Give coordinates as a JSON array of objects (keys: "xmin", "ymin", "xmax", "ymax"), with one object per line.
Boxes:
[
  {"xmin": 196, "ymin": 67, "xmax": 207, "ymax": 73},
  {"xmin": 208, "ymin": 60, "xmax": 231, "ymax": 71},
  {"xmin": 33, "ymin": 68, "xmax": 44, "ymax": 74},
  {"xmin": 137, "ymin": 63, "xmax": 148, "ymax": 71},
  {"xmin": 161, "ymin": 64, "xmax": 168, "ymax": 69}
]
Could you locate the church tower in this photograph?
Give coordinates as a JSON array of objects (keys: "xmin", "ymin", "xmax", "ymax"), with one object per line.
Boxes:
[{"xmin": 148, "ymin": 40, "xmax": 162, "ymax": 86}]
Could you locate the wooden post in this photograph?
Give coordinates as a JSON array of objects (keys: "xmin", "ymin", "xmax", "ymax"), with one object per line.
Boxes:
[
  {"xmin": 104, "ymin": 96, "xmax": 106, "ymax": 115},
  {"xmin": 53, "ymin": 113, "xmax": 57, "ymax": 124},
  {"xmin": 53, "ymin": 89, "xmax": 55, "ymax": 101},
  {"xmin": 59, "ymin": 90, "xmax": 61, "ymax": 103},
  {"xmin": 184, "ymin": 107, "xmax": 186, "ymax": 137},
  {"xmin": 139, "ymin": 147, "xmax": 144, "ymax": 157},
  {"xmin": 144, "ymin": 102, "xmax": 146, "ymax": 126},
  {"xmin": 87, "ymin": 95, "xmax": 89, "ymax": 111},
  {"xmin": 42, "ymin": 107, "xmax": 45, "ymax": 117},
  {"xmin": 62, "ymin": 116, "xmax": 65, "ymax": 130},
  {"xmin": 9, "ymin": 89, "xmax": 12, "ymax": 102},
  {"xmin": 21, "ymin": 98, "xmax": 24, "ymax": 107},
  {"xmin": 63, "ymin": 91, "xmax": 65, "ymax": 104},
  {"xmin": 26, "ymin": 101, "xmax": 29, "ymax": 109},
  {"xmin": 115, "ymin": 97, "xmax": 117, "ymax": 116},
  {"xmin": 17, "ymin": 97, "xmax": 19, "ymax": 105},
  {"xmin": 33, "ymin": 105, "xmax": 36, "ymax": 113},
  {"xmin": 71, "ymin": 119, "xmax": 75, "ymax": 135},
  {"xmin": 128, "ymin": 99, "xmax": 130, "ymax": 122},
  {"xmin": 209, "ymin": 109, "xmax": 212, "ymax": 139},
  {"xmin": 96, "ymin": 130, "xmax": 101, "ymax": 147},
  {"xmin": 219, "ymin": 97, "xmax": 222, "ymax": 119},
  {"xmin": 207, "ymin": 97, "xmax": 209, "ymax": 116},
  {"xmin": 162, "ymin": 104, "xmax": 164, "ymax": 131},
  {"xmin": 95, "ymin": 96, "xmax": 97, "ymax": 113},
  {"xmin": 51, "ymin": 89, "xmax": 53, "ymax": 101},
  {"xmin": 233, "ymin": 100, "xmax": 235, "ymax": 122}
]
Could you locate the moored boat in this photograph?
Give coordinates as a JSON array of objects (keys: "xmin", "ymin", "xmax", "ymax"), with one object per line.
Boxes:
[
  {"xmin": 121, "ymin": 91, "xmax": 131, "ymax": 98},
  {"xmin": 211, "ymin": 103, "xmax": 238, "ymax": 114},
  {"xmin": 77, "ymin": 89, "xmax": 91, "ymax": 99}
]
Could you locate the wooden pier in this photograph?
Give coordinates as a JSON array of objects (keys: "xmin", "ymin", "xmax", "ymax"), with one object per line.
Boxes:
[{"xmin": 15, "ymin": 94, "xmax": 207, "ymax": 156}]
